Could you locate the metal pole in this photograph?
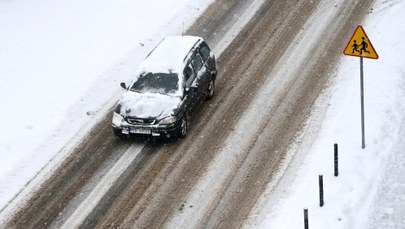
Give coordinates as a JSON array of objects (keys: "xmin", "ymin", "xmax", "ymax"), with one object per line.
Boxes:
[
  {"xmin": 319, "ymin": 175, "xmax": 324, "ymax": 207},
  {"xmin": 303, "ymin": 208, "xmax": 309, "ymax": 229},
  {"xmin": 360, "ymin": 57, "xmax": 365, "ymax": 149},
  {"xmin": 334, "ymin": 143, "xmax": 338, "ymax": 176}
]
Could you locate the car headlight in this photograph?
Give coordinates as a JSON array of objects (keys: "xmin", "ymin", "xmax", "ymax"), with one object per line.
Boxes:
[
  {"xmin": 159, "ymin": 116, "xmax": 177, "ymax": 124},
  {"xmin": 112, "ymin": 112, "xmax": 124, "ymax": 127}
]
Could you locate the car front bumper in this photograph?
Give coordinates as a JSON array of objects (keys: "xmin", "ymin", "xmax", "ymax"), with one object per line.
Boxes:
[{"xmin": 112, "ymin": 117, "xmax": 181, "ymax": 138}]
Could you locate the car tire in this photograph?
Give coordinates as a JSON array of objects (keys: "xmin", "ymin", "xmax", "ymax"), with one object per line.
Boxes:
[
  {"xmin": 113, "ymin": 127, "xmax": 127, "ymax": 139},
  {"xmin": 207, "ymin": 78, "xmax": 215, "ymax": 100},
  {"xmin": 178, "ymin": 115, "xmax": 188, "ymax": 138}
]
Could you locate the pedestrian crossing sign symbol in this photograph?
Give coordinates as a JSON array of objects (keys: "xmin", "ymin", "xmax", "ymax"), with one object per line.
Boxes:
[{"xmin": 343, "ymin": 25, "xmax": 378, "ymax": 59}]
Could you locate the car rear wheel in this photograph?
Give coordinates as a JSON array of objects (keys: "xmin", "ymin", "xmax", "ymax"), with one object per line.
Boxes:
[
  {"xmin": 207, "ymin": 78, "xmax": 215, "ymax": 99},
  {"xmin": 178, "ymin": 115, "xmax": 188, "ymax": 138}
]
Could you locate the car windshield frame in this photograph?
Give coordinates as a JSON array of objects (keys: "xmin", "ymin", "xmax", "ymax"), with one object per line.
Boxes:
[{"xmin": 130, "ymin": 72, "xmax": 179, "ymax": 96}]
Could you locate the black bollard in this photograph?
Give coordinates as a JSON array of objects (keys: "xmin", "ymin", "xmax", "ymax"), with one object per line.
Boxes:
[
  {"xmin": 319, "ymin": 175, "xmax": 324, "ymax": 207},
  {"xmin": 303, "ymin": 208, "xmax": 309, "ymax": 229},
  {"xmin": 334, "ymin": 143, "xmax": 339, "ymax": 177}
]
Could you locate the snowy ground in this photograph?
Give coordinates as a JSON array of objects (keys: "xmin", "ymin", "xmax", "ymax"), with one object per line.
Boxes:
[
  {"xmin": 1, "ymin": 0, "xmax": 404, "ymax": 228},
  {"xmin": 251, "ymin": 1, "xmax": 405, "ymax": 228}
]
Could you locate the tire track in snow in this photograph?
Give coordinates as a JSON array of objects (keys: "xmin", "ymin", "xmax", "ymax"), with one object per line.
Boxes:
[{"xmin": 59, "ymin": 143, "xmax": 143, "ymax": 229}]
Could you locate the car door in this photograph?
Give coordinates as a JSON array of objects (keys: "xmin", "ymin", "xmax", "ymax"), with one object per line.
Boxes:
[
  {"xmin": 190, "ymin": 53, "xmax": 209, "ymax": 105},
  {"xmin": 182, "ymin": 63, "xmax": 200, "ymax": 115}
]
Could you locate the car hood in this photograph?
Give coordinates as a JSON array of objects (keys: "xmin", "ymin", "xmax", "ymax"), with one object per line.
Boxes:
[{"xmin": 119, "ymin": 91, "xmax": 181, "ymax": 119}]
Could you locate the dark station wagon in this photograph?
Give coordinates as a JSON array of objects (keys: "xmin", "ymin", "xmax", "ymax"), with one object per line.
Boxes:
[{"xmin": 112, "ymin": 36, "xmax": 217, "ymax": 139}]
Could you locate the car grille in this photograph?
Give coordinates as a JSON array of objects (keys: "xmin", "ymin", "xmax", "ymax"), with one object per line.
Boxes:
[{"xmin": 126, "ymin": 117, "xmax": 156, "ymax": 125}]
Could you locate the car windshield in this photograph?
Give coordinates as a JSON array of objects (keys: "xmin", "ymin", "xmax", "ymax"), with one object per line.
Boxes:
[{"xmin": 130, "ymin": 72, "xmax": 179, "ymax": 95}]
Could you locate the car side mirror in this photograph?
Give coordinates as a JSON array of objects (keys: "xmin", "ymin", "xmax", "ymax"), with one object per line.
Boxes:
[{"xmin": 120, "ymin": 82, "xmax": 127, "ymax": 89}]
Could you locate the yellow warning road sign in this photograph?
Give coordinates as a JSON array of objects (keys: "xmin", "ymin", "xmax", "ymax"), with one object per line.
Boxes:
[{"xmin": 343, "ymin": 25, "xmax": 378, "ymax": 59}]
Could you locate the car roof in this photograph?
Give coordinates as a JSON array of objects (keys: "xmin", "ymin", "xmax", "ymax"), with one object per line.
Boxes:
[{"xmin": 137, "ymin": 36, "xmax": 202, "ymax": 75}]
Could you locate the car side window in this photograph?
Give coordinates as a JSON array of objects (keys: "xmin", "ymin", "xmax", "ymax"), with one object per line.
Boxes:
[
  {"xmin": 184, "ymin": 64, "xmax": 195, "ymax": 88},
  {"xmin": 191, "ymin": 54, "xmax": 203, "ymax": 73},
  {"xmin": 199, "ymin": 43, "xmax": 210, "ymax": 61}
]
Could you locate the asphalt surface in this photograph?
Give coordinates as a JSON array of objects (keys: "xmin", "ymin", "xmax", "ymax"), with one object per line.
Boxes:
[{"xmin": 3, "ymin": 0, "xmax": 374, "ymax": 228}]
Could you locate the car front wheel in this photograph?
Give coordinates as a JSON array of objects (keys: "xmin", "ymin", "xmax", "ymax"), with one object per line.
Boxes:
[
  {"xmin": 113, "ymin": 127, "xmax": 127, "ymax": 139},
  {"xmin": 178, "ymin": 115, "xmax": 188, "ymax": 138},
  {"xmin": 207, "ymin": 78, "xmax": 215, "ymax": 99}
]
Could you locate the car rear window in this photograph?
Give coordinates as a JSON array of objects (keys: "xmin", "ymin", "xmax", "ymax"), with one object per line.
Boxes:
[{"xmin": 130, "ymin": 72, "xmax": 179, "ymax": 95}]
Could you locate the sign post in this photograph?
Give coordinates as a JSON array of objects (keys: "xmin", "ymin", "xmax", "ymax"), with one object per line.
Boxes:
[
  {"xmin": 360, "ymin": 57, "xmax": 365, "ymax": 148},
  {"xmin": 343, "ymin": 25, "xmax": 378, "ymax": 149}
]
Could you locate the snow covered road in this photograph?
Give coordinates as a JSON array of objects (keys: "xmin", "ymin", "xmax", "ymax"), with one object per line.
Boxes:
[{"xmin": 3, "ymin": 0, "xmax": 399, "ymax": 228}]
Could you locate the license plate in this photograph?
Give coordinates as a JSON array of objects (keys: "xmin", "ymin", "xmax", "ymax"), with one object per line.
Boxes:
[{"xmin": 130, "ymin": 127, "xmax": 151, "ymax": 134}]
